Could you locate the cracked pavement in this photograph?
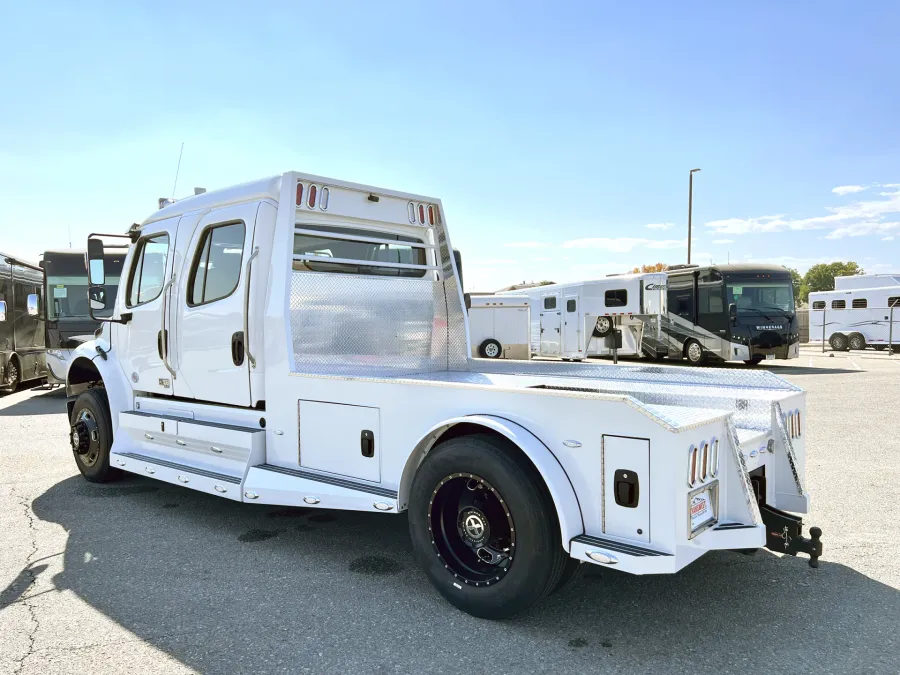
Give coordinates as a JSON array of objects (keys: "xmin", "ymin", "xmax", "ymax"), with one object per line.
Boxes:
[{"xmin": 1, "ymin": 348, "xmax": 899, "ymax": 674}]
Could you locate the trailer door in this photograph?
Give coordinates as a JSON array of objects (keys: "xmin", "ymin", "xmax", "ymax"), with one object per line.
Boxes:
[
  {"xmin": 539, "ymin": 293, "xmax": 561, "ymax": 355},
  {"xmin": 563, "ymin": 294, "xmax": 580, "ymax": 356}
]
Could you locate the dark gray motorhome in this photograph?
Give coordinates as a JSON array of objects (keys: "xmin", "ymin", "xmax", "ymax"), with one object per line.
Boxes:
[
  {"xmin": 0, "ymin": 253, "xmax": 47, "ymax": 391},
  {"xmin": 40, "ymin": 249, "xmax": 126, "ymax": 384},
  {"xmin": 664, "ymin": 264, "xmax": 799, "ymax": 365}
]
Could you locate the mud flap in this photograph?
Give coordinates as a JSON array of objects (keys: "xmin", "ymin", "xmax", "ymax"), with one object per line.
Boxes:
[{"xmin": 760, "ymin": 503, "xmax": 823, "ymax": 568}]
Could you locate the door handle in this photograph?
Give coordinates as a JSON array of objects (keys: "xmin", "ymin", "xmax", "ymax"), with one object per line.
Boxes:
[
  {"xmin": 360, "ymin": 430, "xmax": 375, "ymax": 458},
  {"xmin": 231, "ymin": 331, "xmax": 245, "ymax": 366},
  {"xmin": 157, "ymin": 329, "xmax": 168, "ymax": 358}
]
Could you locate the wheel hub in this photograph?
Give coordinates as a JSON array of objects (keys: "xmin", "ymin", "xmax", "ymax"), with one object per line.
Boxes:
[
  {"xmin": 70, "ymin": 410, "xmax": 100, "ymax": 465},
  {"xmin": 71, "ymin": 421, "xmax": 90, "ymax": 454},
  {"xmin": 459, "ymin": 507, "xmax": 490, "ymax": 545},
  {"xmin": 485, "ymin": 343, "xmax": 499, "ymax": 357},
  {"xmin": 597, "ymin": 317, "xmax": 610, "ymax": 331},
  {"xmin": 688, "ymin": 343, "xmax": 702, "ymax": 360}
]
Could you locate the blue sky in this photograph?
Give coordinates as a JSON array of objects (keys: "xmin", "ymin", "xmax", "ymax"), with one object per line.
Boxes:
[{"xmin": 1, "ymin": 1, "xmax": 897, "ymax": 291}]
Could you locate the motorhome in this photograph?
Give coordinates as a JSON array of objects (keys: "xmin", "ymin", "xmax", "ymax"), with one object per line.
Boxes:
[
  {"xmin": 0, "ymin": 253, "xmax": 47, "ymax": 392},
  {"xmin": 499, "ymin": 274, "xmax": 669, "ymax": 361},
  {"xmin": 40, "ymin": 248, "xmax": 126, "ymax": 384},
  {"xmin": 809, "ymin": 282, "xmax": 900, "ymax": 351},
  {"xmin": 467, "ymin": 294, "xmax": 531, "ymax": 359},
  {"xmin": 664, "ymin": 264, "xmax": 800, "ymax": 365},
  {"xmin": 65, "ymin": 172, "xmax": 822, "ymax": 619}
]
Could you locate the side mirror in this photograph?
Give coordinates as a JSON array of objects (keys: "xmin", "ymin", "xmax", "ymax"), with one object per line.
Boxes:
[
  {"xmin": 87, "ymin": 238, "xmax": 105, "ymax": 285},
  {"xmin": 0, "ymin": 300, "xmax": 6, "ymax": 322},
  {"xmin": 728, "ymin": 303, "xmax": 737, "ymax": 323},
  {"xmin": 88, "ymin": 286, "xmax": 107, "ymax": 311},
  {"xmin": 27, "ymin": 293, "xmax": 40, "ymax": 317}
]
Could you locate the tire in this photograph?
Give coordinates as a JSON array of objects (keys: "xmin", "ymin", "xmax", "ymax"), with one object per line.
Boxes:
[
  {"xmin": 744, "ymin": 357, "xmax": 764, "ymax": 366},
  {"xmin": 848, "ymin": 333, "xmax": 866, "ymax": 351},
  {"xmin": 553, "ymin": 558, "xmax": 585, "ymax": 594},
  {"xmin": 70, "ymin": 388, "xmax": 119, "ymax": 483},
  {"xmin": 829, "ymin": 333, "xmax": 849, "ymax": 352},
  {"xmin": 2, "ymin": 355, "xmax": 21, "ymax": 393},
  {"xmin": 408, "ymin": 434, "xmax": 568, "ymax": 619},
  {"xmin": 478, "ymin": 339, "xmax": 503, "ymax": 359},
  {"xmin": 592, "ymin": 316, "xmax": 613, "ymax": 338},
  {"xmin": 684, "ymin": 339, "xmax": 706, "ymax": 366}
]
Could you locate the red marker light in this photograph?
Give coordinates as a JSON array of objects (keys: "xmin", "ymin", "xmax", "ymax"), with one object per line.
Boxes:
[
  {"xmin": 308, "ymin": 185, "xmax": 317, "ymax": 209},
  {"xmin": 418, "ymin": 204, "xmax": 425, "ymax": 224},
  {"xmin": 296, "ymin": 183, "xmax": 303, "ymax": 206},
  {"xmin": 427, "ymin": 205, "xmax": 435, "ymax": 225}
]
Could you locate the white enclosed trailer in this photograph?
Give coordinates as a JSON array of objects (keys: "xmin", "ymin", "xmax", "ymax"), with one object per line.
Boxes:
[
  {"xmin": 499, "ymin": 274, "xmax": 668, "ymax": 361},
  {"xmin": 809, "ymin": 285, "xmax": 900, "ymax": 351},
  {"xmin": 467, "ymin": 294, "xmax": 531, "ymax": 359},
  {"xmin": 66, "ymin": 172, "xmax": 822, "ymax": 619},
  {"xmin": 833, "ymin": 274, "xmax": 900, "ymax": 291}
]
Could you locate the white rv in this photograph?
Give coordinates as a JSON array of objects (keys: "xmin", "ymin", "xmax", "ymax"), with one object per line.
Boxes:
[
  {"xmin": 467, "ymin": 294, "xmax": 531, "ymax": 359},
  {"xmin": 499, "ymin": 274, "xmax": 669, "ymax": 361},
  {"xmin": 809, "ymin": 276, "xmax": 900, "ymax": 351},
  {"xmin": 65, "ymin": 172, "xmax": 822, "ymax": 619}
]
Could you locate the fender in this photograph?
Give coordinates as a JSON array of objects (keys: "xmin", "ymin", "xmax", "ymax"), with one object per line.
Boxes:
[
  {"xmin": 66, "ymin": 338, "xmax": 132, "ymax": 430},
  {"xmin": 401, "ymin": 415, "xmax": 584, "ymax": 550}
]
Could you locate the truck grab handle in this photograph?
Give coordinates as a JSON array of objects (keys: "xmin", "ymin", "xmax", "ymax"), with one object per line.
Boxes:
[
  {"xmin": 160, "ymin": 276, "xmax": 177, "ymax": 380},
  {"xmin": 244, "ymin": 247, "xmax": 259, "ymax": 369}
]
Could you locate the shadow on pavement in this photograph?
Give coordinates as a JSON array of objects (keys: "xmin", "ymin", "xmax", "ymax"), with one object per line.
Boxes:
[
  {"xmin": 0, "ymin": 387, "xmax": 66, "ymax": 416},
  {"xmin": 29, "ymin": 475, "xmax": 899, "ymax": 674}
]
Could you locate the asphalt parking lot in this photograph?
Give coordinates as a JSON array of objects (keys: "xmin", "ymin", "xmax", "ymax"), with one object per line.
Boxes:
[{"xmin": 2, "ymin": 346, "xmax": 899, "ymax": 675}]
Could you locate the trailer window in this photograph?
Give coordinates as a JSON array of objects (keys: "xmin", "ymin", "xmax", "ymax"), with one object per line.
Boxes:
[
  {"xmin": 831, "ymin": 300, "xmax": 845, "ymax": 309},
  {"xmin": 293, "ymin": 224, "xmax": 427, "ymax": 278},
  {"xmin": 126, "ymin": 234, "xmax": 170, "ymax": 307},
  {"xmin": 889, "ymin": 297, "xmax": 900, "ymax": 308},
  {"xmin": 566, "ymin": 299, "xmax": 576, "ymax": 312},
  {"xmin": 188, "ymin": 222, "xmax": 245, "ymax": 306},
  {"xmin": 605, "ymin": 289, "xmax": 627, "ymax": 307},
  {"xmin": 851, "ymin": 298, "xmax": 867, "ymax": 309},
  {"xmin": 812, "ymin": 301, "xmax": 825, "ymax": 310},
  {"xmin": 543, "ymin": 296, "xmax": 557, "ymax": 310}
]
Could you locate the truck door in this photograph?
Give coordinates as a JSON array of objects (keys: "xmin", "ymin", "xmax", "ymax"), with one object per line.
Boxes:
[
  {"xmin": 563, "ymin": 294, "xmax": 580, "ymax": 356},
  {"xmin": 173, "ymin": 203, "xmax": 258, "ymax": 407},
  {"xmin": 539, "ymin": 293, "xmax": 561, "ymax": 355},
  {"xmin": 117, "ymin": 219, "xmax": 179, "ymax": 395}
]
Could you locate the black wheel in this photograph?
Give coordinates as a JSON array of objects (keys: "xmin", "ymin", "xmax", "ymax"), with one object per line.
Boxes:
[
  {"xmin": 829, "ymin": 333, "xmax": 849, "ymax": 352},
  {"xmin": 848, "ymin": 333, "xmax": 866, "ymax": 351},
  {"xmin": 684, "ymin": 339, "xmax": 706, "ymax": 366},
  {"xmin": 2, "ymin": 356, "xmax": 21, "ymax": 393},
  {"xmin": 744, "ymin": 357, "xmax": 764, "ymax": 366},
  {"xmin": 408, "ymin": 434, "xmax": 568, "ymax": 619},
  {"xmin": 478, "ymin": 339, "xmax": 503, "ymax": 359},
  {"xmin": 70, "ymin": 388, "xmax": 119, "ymax": 483},
  {"xmin": 592, "ymin": 316, "xmax": 613, "ymax": 338}
]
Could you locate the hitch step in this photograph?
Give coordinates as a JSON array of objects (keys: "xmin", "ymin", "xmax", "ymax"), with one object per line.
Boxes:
[{"xmin": 760, "ymin": 503, "xmax": 823, "ymax": 568}]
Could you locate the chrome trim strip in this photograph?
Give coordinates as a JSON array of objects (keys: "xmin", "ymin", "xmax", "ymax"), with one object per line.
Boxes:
[
  {"xmin": 256, "ymin": 464, "xmax": 398, "ymax": 499},
  {"xmin": 121, "ymin": 410, "xmax": 259, "ymax": 433},
  {"xmin": 291, "ymin": 254, "xmax": 440, "ymax": 272},
  {"xmin": 116, "ymin": 452, "xmax": 242, "ymax": 484},
  {"xmin": 572, "ymin": 534, "xmax": 672, "ymax": 557},
  {"xmin": 244, "ymin": 246, "xmax": 259, "ymax": 369},
  {"xmin": 714, "ymin": 522, "xmax": 755, "ymax": 530}
]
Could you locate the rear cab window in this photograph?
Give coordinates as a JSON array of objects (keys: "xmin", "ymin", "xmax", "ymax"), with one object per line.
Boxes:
[{"xmin": 293, "ymin": 224, "xmax": 428, "ymax": 278}]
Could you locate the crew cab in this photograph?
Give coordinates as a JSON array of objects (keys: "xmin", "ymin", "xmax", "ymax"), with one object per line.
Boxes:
[{"xmin": 65, "ymin": 172, "xmax": 822, "ymax": 618}]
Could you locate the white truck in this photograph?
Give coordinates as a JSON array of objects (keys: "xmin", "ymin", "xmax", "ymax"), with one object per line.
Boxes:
[
  {"xmin": 809, "ymin": 278, "xmax": 900, "ymax": 351},
  {"xmin": 66, "ymin": 172, "xmax": 823, "ymax": 619},
  {"xmin": 498, "ymin": 274, "xmax": 669, "ymax": 361},
  {"xmin": 467, "ymin": 294, "xmax": 531, "ymax": 359}
]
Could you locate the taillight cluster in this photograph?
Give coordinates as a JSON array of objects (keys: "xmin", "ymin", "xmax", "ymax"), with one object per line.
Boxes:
[
  {"xmin": 687, "ymin": 439, "xmax": 719, "ymax": 488},
  {"xmin": 408, "ymin": 202, "xmax": 436, "ymax": 226},
  {"xmin": 788, "ymin": 409, "xmax": 801, "ymax": 439},
  {"xmin": 296, "ymin": 182, "xmax": 330, "ymax": 211}
]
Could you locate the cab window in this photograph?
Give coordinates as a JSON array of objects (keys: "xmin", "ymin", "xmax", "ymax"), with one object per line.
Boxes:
[
  {"xmin": 188, "ymin": 222, "xmax": 246, "ymax": 306},
  {"xmin": 126, "ymin": 234, "xmax": 170, "ymax": 307}
]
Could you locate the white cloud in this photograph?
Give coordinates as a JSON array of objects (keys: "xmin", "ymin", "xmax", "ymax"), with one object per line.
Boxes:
[
  {"xmin": 503, "ymin": 241, "xmax": 546, "ymax": 248},
  {"xmin": 825, "ymin": 221, "xmax": 900, "ymax": 239},
  {"xmin": 882, "ymin": 235, "xmax": 895, "ymax": 241},
  {"xmin": 645, "ymin": 222, "xmax": 674, "ymax": 230},
  {"xmin": 561, "ymin": 237, "xmax": 685, "ymax": 253},
  {"xmin": 832, "ymin": 185, "xmax": 867, "ymax": 196},
  {"xmin": 712, "ymin": 239, "xmax": 735, "ymax": 244},
  {"xmin": 468, "ymin": 258, "xmax": 517, "ymax": 265}
]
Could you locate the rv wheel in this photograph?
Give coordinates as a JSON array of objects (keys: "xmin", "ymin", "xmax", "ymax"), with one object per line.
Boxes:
[
  {"xmin": 2, "ymin": 356, "xmax": 21, "ymax": 392},
  {"xmin": 829, "ymin": 333, "xmax": 849, "ymax": 352},
  {"xmin": 744, "ymin": 357, "xmax": 764, "ymax": 366},
  {"xmin": 848, "ymin": 333, "xmax": 866, "ymax": 351},
  {"xmin": 70, "ymin": 388, "xmax": 119, "ymax": 483},
  {"xmin": 408, "ymin": 434, "xmax": 568, "ymax": 619},
  {"xmin": 479, "ymin": 339, "xmax": 503, "ymax": 359},
  {"xmin": 685, "ymin": 339, "xmax": 706, "ymax": 366},
  {"xmin": 592, "ymin": 316, "xmax": 613, "ymax": 338}
]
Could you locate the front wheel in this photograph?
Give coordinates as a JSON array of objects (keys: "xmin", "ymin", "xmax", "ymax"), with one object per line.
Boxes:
[
  {"xmin": 685, "ymin": 339, "xmax": 706, "ymax": 366},
  {"xmin": 70, "ymin": 388, "xmax": 119, "ymax": 483},
  {"xmin": 1, "ymin": 356, "xmax": 21, "ymax": 393},
  {"xmin": 408, "ymin": 435, "xmax": 568, "ymax": 619}
]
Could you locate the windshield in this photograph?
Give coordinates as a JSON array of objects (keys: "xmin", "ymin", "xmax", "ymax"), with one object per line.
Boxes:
[
  {"xmin": 726, "ymin": 281, "xmax": 795, "ymax": 315},
  {"xmin": 47, "ymin": 274, "xmax": 121, "ymax": 319}
]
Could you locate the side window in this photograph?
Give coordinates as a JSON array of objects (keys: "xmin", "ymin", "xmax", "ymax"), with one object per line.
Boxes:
[
  {"xmin": 851, "ymin": 298, "xmax": 867, "ymax": 309},
  {"xmin": 566, "ymin": 299, "xmax": 576, "ymax": 312},
  {"xmin": 812, "ymin": 301, "xmax": 825, "ymax": 310},
  {"xmin": 831, "ymin": 300, "xmax": 845, "ymax": 309},
  {"xmin": 188, "ymin": 222, "xmax": 246, "ymax": 306},
  {"xmin": 667, "ymin": 277, "xmax": 694, "ymax": 322},
  {"xmin": 605, "ymin": 289, "xmax": 627, "ymax": 307},
  {"xmin": 543, "ymin": 296, "xmax": 557, "ymax": 310},
  {"xmin": 126, "ymin": 233, "xmax": 170, "ymax": 307}
]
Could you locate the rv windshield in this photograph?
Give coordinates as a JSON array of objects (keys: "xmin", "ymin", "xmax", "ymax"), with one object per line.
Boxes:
[
  {"xmin": 726, "ymin": 281, "xmax": 795, "ymax": 315},
  {"xmin": 47, "ymin": 274, "xmax": 121, "ymax": 319}
]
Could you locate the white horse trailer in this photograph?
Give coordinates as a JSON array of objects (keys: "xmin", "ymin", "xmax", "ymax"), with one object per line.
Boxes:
[
  {"xmin": 467, "ymin": 295, "xmax": 531, "ymax": 360},
  {"xmin": 809, "ymin": 285, "xmax": 900, "ymax": 351},
  {"xmin": 500, "ymin": 274, "xmax": 668, "ymax": 361},
  {"xmin": 65, "ymin": 172, "xmax": 823, "ymax": 619}
]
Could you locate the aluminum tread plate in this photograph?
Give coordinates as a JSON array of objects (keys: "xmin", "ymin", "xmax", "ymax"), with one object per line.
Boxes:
[
  {"xmin": 572, "ymin": 534, "xmax": 672, "ymax": 557},
  {"xmin": 256, "ymin": 464, "xmax": 398, "ymax": 499}
]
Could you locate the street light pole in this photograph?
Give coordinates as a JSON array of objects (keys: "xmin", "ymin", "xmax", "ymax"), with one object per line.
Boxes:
[{"xmin": 688, "ymin": 168, "xmax": 701, "ymax": 265}]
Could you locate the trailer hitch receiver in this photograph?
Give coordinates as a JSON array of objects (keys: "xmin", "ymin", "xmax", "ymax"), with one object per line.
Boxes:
[{"xmin": 760, "ymin": 503, "xmax": 823, "ymax": 568}]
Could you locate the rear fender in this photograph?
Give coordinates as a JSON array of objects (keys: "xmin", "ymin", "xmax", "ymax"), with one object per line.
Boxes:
[{"xmin": 401, "ymin": 415, "xmax": 584, "ymax": 549}]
